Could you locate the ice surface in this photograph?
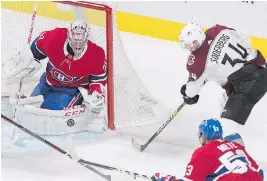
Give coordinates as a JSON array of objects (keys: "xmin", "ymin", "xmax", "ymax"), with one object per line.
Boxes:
[{"xmin": 1, "ymin": 8, "xmax": 267, "ymax": 181}]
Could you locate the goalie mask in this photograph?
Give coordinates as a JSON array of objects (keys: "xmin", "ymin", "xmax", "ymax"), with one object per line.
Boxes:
[{"xmin": 68, "ymin": 20, "xmax": 90, "ymax": 58}]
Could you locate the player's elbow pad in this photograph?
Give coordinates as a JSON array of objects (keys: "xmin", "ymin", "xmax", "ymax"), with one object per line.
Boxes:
[{"xmin": 30, "ymin": 38, "xmax": 47, "ymax": 60}]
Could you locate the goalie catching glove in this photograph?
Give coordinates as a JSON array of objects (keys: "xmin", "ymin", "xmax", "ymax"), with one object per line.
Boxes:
[
  {"xmin": 78, "ymin": 84, "xmax": 105, "ymax": 115},
  {"xmin": 2, "ymin": 44, "xmax": 41, "ymax": 84}
]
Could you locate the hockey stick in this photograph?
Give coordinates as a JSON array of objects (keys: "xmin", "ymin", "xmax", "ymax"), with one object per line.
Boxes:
[
  {"xmin": 77, "ymin": 159, "xmax": 152, "ymax": 180},
  {"xmin": 132, "ymin": 102, "xmax": 186, "ymax": 152},
  {"xmin": 1, "ymin": 114, "xmax": 112, "ymax": 181},
  {"xmin": 66, "ymin": 136, "xmax": 152, "ymax": 180},
  {"xmin": 2, "ymin": 114, "xmax": 152, "ymax": 180},
  {"xmin": 10, "ymin": 3, "xmax": 38, "ymax": 141}
]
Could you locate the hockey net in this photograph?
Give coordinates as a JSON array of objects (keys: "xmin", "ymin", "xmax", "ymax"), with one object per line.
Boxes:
[{"xmin": 1, "ymin": 1, "xmax": 169, "ymax": 130}]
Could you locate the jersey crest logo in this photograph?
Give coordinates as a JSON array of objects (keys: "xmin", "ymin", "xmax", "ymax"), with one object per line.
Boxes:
[
  {"xmin": 187, "ymin": 54, "xmax": 195, "ymax": 65},
  {"xmin": 51, "ymin": 67, "xmax": 74, "ymax": 83}
]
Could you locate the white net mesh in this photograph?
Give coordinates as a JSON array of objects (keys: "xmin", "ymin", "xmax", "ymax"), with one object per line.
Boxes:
[{"xmin": 1, "ymin": 2, "xmax": 169, "ymax": 129}]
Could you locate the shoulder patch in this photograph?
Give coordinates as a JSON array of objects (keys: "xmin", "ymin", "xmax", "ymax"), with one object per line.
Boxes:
[{"xmin": 189, "ymin": 72, "xmax": 197, "ymax": 81}]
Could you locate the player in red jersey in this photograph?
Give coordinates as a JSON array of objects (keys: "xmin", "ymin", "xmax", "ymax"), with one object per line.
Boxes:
[
  {"xmin": 178, "ymin": 23, "xmax": 267, "ymax": 145},
  {"xmin": 30, "ymin": 20, "xmax": 107, "ymax": 112},
  {"xmin": 5, "ymin": 20, "xmax": 107, "ymax": 113},
  {"xmin": 153, "ymin": 118, "xmax": 264, "ymax": 181},
  {"xmin": 3, "ymin": 20, "xmax": 107, "ymax": 134}
]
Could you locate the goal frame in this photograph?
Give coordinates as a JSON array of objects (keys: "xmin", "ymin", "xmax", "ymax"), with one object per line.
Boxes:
[{"xmin": 57, "ymin": 1, "xmax": 115, "ymax": 130}]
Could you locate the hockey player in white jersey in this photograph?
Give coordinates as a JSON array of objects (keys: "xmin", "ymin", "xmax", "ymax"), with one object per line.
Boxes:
[{"xmin": 179, "ymin": 23, "xmax": 267, "ymax": 145}]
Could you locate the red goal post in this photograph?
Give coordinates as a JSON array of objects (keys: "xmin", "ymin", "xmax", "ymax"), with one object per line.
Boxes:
[{"xmin": 59, "ymin": 1, "xmax": 115, "ymax": 129}]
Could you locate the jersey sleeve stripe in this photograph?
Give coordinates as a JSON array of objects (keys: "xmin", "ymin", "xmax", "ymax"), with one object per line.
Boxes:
[
  {"xmin": 30, "ymin": 38, "xmax": 47, "ymax": 60},
  {"xmin": 91, "ymin": 72, "xmax": 107, "ymax": 82},
  {"xmin": 47, "ymin": 61, "xmax": 53, "ymax": 70}
]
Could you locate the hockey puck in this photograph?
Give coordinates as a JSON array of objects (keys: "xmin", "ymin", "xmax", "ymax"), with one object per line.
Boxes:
[{"xmin": 67, "ymin": 119, "xmax": 75, "ymax": 127}]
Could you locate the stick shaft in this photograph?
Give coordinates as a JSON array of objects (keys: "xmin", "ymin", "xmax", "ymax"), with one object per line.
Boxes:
[
  {"xmin": 134, "ymin": 102, "xmax": 185, "ymax": 152},
  {"xmin": 27, "ymin": 3, "xmax": 38, "ymax": 44},
  {"xmin": 78, "ymin": 159, "xmax": 152, "ymax": 180},
  {"xmin": 11, "ymin": 3, "xmax": 39, "ymax": 139}
]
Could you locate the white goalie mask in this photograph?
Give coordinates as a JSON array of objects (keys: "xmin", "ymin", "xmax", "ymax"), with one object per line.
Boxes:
[
  {"xmin": 68, "ymin": 20, "xmax": 90, "ymax": 57},
  {"xmin": 179, "ymin": 23, "xmax": 206, "ymax": 52}
]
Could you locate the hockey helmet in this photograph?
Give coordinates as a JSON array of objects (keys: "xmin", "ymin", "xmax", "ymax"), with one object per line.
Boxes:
[
  {"xmin": 179, "ymin": 23, "xmax": 206, "ymax": 52},
  {"xmin": 68, "ymin": 20, "xmax": 90, "ymax": 56},
  {"xmin": 198, "ymin": 118, "xmax": 223, "ymax": 145}
]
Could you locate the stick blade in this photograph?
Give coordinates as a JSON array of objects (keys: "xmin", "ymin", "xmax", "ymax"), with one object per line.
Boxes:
[
  {"xmin": 65, "ymin": 135, "xmax": 80, "ymax": 160},
  {"xmin": 131, "ymin": 138, "xmax": 146, "ymax": 152}
]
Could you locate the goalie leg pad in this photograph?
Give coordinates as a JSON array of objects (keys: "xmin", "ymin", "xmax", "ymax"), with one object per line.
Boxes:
[
  {"xmin": 16, "ymin": 105, "xmax": 94, "ymax": 135},
  {"xmin": 8, "ymin": 97, "xmax": 107, "ymax": 135}
]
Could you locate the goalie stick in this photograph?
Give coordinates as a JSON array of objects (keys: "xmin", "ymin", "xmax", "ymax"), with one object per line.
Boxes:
[
  {"xmin": 1, "ymin": 114, "xmax": 152, "ymax": 180},
  {"xmin": 132, "ymin": 102, "xmax": 186, "ymax": 152},
  {"xmin": 10, "ymin": 3, "xmax": 38, "ymax": 141}
]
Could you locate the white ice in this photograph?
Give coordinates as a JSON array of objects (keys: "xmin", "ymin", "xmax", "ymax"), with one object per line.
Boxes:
[{"xmin": 1, "ymin": 9, "xmax": 267, "ymax": 181}]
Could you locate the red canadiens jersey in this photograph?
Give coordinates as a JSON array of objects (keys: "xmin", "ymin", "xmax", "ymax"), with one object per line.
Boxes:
[
  {"xmin": 184, "ymin": 24, "xmax": 266, "ymax": 98},
  {"xmin": 34, "ymin": 28, "xmax": 107, "ymax": 89},
  {"xmin": 182, "ymin": 140, "xmax": 263, "ymax": 181}
]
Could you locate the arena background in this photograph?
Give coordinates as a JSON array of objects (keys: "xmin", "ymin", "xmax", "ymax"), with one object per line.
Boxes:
[{"xmin": 2, "ymin": 1, "xmax": 267, "ymax": 58}]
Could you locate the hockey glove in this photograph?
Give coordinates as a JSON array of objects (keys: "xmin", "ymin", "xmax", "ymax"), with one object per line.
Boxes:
[
  {"xmin": 152, "ymin": 173, "xmax": 179, "ymax": 181},
  {"xmin": 180, "ymin": 84, "xmax": 199, "ymax": 105},
  {"xmin": 78, "ymin": 84, "xmax": 105, "ymax": 115},
  {"xmin": 87, "ymin": 91, "xmax": 105, "ymax": 115},
  {"xmin": 2, "ymin": 45, "xmax": 41, "ymax": 84}
]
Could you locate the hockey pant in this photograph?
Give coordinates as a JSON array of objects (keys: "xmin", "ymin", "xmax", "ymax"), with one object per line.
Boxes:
[
  {"xmin": 31, "ymin": 73, "xmax": 83, "ymax": 110},
  {"xmin": 221, "ymin": 63, "xmax": 267, "ymax": 125}
]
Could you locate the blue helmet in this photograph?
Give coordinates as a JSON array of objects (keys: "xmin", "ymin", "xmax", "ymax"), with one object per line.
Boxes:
[{"xmin": 198, "ymin": 118, "xmax": 223, "ymax": 145}]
